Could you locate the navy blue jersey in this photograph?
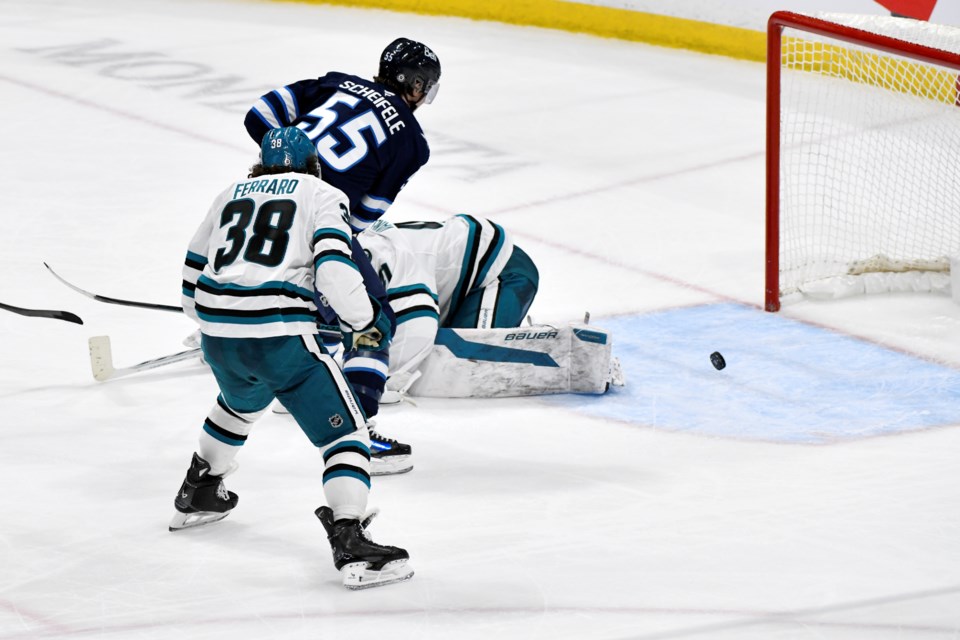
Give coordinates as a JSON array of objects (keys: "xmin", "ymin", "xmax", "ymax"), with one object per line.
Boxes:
[
  {"xmin": 245, "ymin": 72, "xmax": 429, "ymax": 233},
  {"xmin": 314, "ymin": 237, "xmax": 397, "ymax": 334}
]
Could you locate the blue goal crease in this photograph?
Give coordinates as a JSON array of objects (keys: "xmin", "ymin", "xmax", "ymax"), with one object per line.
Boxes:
[{"xmin": 547, "ymin": 302, "xmax": 960, "ymax": 444}]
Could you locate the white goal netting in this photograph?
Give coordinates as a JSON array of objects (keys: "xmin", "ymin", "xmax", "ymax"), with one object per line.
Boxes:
[{"xmin": 773, "ymin": 13, "xmax": 960, "ymax": 304}]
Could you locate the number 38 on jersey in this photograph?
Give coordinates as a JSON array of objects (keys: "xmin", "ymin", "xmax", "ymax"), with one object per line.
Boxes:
[{"xmin": 214, "ymin": 198, "xmax": 296, "ymax": 271}]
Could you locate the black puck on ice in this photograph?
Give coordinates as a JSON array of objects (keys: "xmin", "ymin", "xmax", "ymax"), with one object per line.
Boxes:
[{"xmin": 710, "ymin": 351, "xmax": 726, "ymax": 370}]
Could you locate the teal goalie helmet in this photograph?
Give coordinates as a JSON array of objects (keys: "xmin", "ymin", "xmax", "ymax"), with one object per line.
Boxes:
[{"xmin": 260, "ymin": 127, "xmax": 317, "ymax": 171}]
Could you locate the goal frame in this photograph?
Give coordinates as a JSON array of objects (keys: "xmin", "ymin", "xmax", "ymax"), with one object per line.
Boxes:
[{"xmin": 765, "ymin": 10, "xmax": 960, "ymax": 311}]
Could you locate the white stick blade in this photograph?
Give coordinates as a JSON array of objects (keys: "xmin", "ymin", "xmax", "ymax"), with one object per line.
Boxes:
[{"xmin": 88, "ymin": 335, "xmax": 115, "ymax": 382}]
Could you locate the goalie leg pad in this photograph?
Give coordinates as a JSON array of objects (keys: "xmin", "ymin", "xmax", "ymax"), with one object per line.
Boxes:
[{"xmin": 408, "ymin": 323, "xmax": 613, "ymax": 398}]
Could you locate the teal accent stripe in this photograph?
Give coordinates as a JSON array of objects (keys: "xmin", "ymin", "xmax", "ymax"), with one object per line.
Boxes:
[
  {"xmin": 314, "ymin": 254, "xmax": 360, "ymax": 270},
  {"xmin": 325, "ymin": 440, "xmax": 371, "ymax": 458},
  {"xmin": 196, "ymin": 311, "xmax": 316, "ymax": 325},
  {"xmin": 450, "ymin": 215, "xmax": 479, "ymax": 311},
  {"xmin": 322, "ymin": 469, "xmax": 372, "ymax": 488},
  {"xmin": 474, "ymin": 221, "xmax": 506, "ymax": 285},
  {"xmin": 182, "ymin": 287, "xmax": 195, "ymax": 298},
  {"xmin": 573, "ymin": 328, "xmax": 608, "ymax": 345},
  {"xmin": 186, "ymin": 250, "xmax": 207, "ymax": 266},
  {"xmin": 313, "ymin": 227, "xmax": 351, "ymax": 245},
  {"xmin": 203, "ymin": 423, "xmax": 245, "ymax": 446},
  {"xmin": 396, "ymin": 308, "xmax": 440, "ymax": 324},
  {"xmin": 388, "ymin": 284, "xmax": 438, "ymax": 301},
  {"xmin": 436, "ymin": 329, "xmax": 559, "ymax": 366},
  {"xmin": 197, "ymin": 275, "xmax": 313, "ymax": 300}
]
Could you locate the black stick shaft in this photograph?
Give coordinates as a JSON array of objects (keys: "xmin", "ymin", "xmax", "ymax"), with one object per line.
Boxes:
[
  {"xmin": 0, "ymin": 301, "xmax": 83, "ymax": 324},
  {"xmin": 44, "ymin": 262, "xmax": 183, "ymax": 313}
]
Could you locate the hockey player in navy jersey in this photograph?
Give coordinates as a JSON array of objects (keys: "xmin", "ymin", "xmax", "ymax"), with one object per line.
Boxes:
[
  {"xmin": 244, "ymin": 37, "xmax": 440, "ymax": 233},
  {"xmin": 170, "ymin": 127, "xmax": 412, "ymax": 590},
  {"xmin": 244, "ymin": 38, "xmax": 441, "ymax": 471}
]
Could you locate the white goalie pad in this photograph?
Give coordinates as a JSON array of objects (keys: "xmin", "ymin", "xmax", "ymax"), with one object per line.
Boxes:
[{"xmin": 405, "ymin": 323, "xmax": 614, "ymax": 398}]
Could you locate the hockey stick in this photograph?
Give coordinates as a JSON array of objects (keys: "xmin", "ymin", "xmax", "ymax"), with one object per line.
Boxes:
[
  {"xmin": 0, "ymin": 301, "xmax": 83, "ymax": 324},
  {"xmin": 44, "ymin": 263, "xmax": 183, "ymax": 313},
  {"xmin": 88, "ymin": 335, "xmax": 202, "ymax": 381}
]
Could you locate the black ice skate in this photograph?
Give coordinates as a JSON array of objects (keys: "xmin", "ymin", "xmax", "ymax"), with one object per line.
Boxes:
[
  {"xmin": 315, "ymin": 506, "xmax": 413, "ymax": 590},
  {"xmin": 169, "ymin": 453, "xmax": 238, "ymax": 531},
  {"xmin": 368, "ymin": 422, "xmax": 413, "ymax": 476}
]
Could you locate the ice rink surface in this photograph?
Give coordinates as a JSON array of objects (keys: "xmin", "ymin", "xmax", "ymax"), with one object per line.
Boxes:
[{"xmin": 2, "ymin": 0, "xmax": 960, "ymax": 638}]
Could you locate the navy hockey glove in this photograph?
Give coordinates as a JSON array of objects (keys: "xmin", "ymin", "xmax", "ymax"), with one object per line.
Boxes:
[{"xmin": 341, "ymin": 298, "xmax": 392, "ymax": 352}]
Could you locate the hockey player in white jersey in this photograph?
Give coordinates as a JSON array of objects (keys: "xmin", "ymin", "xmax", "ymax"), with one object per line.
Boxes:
[
  {"xmin": 170, "ymin": 127, "xmax": 412, "ymax": 590},
  {"xmin": 355, "ymin": 215, "xmax": 536, "ymax": 396},
  {"xmin": 356, "ymin": 216, "xmax": 623, "ymax": 401}
]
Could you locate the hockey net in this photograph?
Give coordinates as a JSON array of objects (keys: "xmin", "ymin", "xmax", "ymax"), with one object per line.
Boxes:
[{"xmin": 766, "ymin": 11, "xmax": 960, "ymax": 311}]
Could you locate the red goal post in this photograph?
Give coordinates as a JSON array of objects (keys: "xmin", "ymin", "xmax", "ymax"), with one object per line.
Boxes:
[{"xmin": 765, "ymin": 11, "xmax": 960, "ymax": 311}]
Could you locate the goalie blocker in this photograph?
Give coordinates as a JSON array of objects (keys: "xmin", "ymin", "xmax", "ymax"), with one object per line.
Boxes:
[{"xmin": 403, "ymin": 323, "xmax": 621, "ymax": 398}]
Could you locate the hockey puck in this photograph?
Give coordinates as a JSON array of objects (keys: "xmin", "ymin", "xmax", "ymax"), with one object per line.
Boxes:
[{"xmin": 710, "ymin": 351, "xmax": 726, "ymax": 370}]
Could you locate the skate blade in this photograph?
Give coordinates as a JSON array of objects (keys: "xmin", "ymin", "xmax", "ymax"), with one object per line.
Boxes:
[
  {"xmin": 379, "ymin": 389, "xmax": 403, "ymax": 405},
  {"xmin": 370, "ymin": 455, "xmax": 413, "ymax": 476},
  {"xmin": 341, "ymin": 560, "xmax": 414, "ymax": 590},
  {"xmin": 168, "ymin": 509, "xmax": 231, "ymax": 531}
]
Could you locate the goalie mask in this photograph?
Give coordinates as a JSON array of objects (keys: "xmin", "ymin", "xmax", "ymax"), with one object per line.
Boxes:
[
  {"xmin": 260, "ymin": 127, "xmax": 317, "ymax": 172},
  {"xmin": 377, "ymin": 37, "xmax": 441, "ymax": 106}
]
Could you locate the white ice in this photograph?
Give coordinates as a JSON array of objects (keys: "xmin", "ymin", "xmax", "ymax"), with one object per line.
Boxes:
[{"xmin": 2, "ymin": 1, "xmax": 960, "ymax": 638}]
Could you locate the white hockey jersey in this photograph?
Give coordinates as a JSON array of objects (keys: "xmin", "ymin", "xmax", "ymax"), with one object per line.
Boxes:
[
  {"xmin": 182, "ymin": 173, "xmax": 373, "ymax": 338},
  {"xmin": 357, "ymin": 214, "xmax": 514, "ymax": 377}
]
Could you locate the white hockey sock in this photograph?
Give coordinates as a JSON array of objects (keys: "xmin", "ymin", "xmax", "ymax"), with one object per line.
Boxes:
[
  {"xmin": 198, "ymin": 396, "xmax": 265, "ymax": 476},
  {"xmin": 320, "ymin": 425, "xmax": 372, "ymax": 521}
]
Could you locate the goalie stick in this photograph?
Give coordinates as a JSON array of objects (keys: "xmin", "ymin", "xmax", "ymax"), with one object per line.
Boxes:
[
  {"xmin": 88, "ymin": 335, "xmax": 202, "ymax": 381},
  {"xmin": 44, "ymin": 263, "xmax": 183, "ymax": 313},
  {"xmin": 0, "ymin": 301, "xmax": 83, "ymax": 324}
]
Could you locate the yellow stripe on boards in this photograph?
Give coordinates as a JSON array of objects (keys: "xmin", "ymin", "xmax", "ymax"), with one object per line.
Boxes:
[{"xmin": 271, "ymin": 0, "xmax": 768, "ymax": 62}]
